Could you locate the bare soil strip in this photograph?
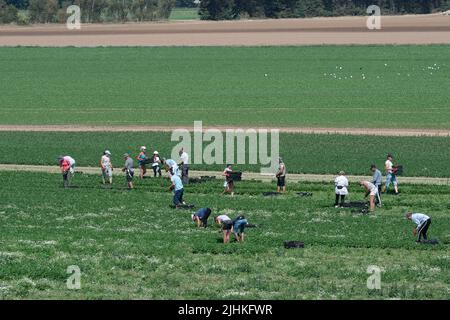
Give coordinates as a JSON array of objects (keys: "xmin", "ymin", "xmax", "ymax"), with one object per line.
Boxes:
[
  {"xmin": 1, "ymin": 164, "xmax": 447, "ymax": 185},
  {"xmin": 1, "ymin": 15, "xmax": 449, "ymax": 46},
  {"xmin": 1, "ymin": 125, "xmax": 449, "ymax": 137}
]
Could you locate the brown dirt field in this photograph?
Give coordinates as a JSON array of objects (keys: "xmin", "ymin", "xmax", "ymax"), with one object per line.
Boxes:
[
  {"xmin": 1, "ymin": 125, "xmax": 450, "ymax": 137},
  {"xmin": 0, "ymin": 164, "xmax": 447, "ymax": 185},
  {"xmin": 1, "ymin": 14, "xmax": 449, "ymax": 47}
]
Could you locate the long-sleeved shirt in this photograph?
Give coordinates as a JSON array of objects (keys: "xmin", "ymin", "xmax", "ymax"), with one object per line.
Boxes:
[
  {"xmin": 372, "ymin": 169, "xmax": 382, "ymax": 186},
  {"xmin": 411, "ymin": 213, "xmax": 430, "ymax": 227}
]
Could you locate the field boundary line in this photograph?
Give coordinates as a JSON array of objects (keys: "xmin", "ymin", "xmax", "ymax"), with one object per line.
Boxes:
[
  {"xmin": 1, "ymin": 125, "xmax": 450, "ymax": 137},
  {"xmin": 0, "ymin": 164, "xmax": 448, "ymax": 185}
]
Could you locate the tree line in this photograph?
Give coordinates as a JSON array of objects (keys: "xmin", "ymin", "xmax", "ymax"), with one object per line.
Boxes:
[
  {"xmin": 198, "ymin": 0, "xmax": 450, "ymax": 20},
  {"xmin": 0, "ymin": 0, "xmax": 176, "ymax": 24},
  {"xmin": 1, "ymin": 0, "xmax": 450, "ymax": 23}
]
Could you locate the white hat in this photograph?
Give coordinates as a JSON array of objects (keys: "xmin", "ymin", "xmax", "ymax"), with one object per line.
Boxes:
[
  {"xmin": 140, "ymin": 146, "xmax": 147, "ymax": 151},
  {"xmin": 154, "ymin": 151, "xmax": 159, "ymax": 155},
  {"xmin": 105, "ymin": 150, "xmax": 111, "ymax": 155}
]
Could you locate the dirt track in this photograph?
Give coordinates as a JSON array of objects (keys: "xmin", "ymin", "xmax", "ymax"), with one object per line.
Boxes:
[
  {"xmin": 0, "ymin": 164, "xmax": 448, "ymax": 185},
  {"xmin": 1, "ymin": 125, "xmax": 449, "ymax": 137},
  {"xmin": 1, "ymin": 14, "xmax": 449, "ymax": 46}
]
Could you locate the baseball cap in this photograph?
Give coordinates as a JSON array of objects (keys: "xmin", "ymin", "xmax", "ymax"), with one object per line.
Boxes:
[
  {"xmin": 154, "ymin": 151, "xmax": 159, "ymax": 155},
  {"xmin": 105, "ymin": 150, "xmax": 111, "ymax": 155}
]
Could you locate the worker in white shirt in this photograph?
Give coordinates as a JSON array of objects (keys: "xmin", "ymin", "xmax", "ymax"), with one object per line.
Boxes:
[
  {"xmin": 215, "ymin": 214, "xmax": 233, "ymax": 243},
  {"xmin": 100, "ymin": 150, "xmax": 113, "ymax": 185},
  {"xmin": 334, "ymin": 171, "xmax": 349, "ymax": 208},
  {"xmin": 63, "ymin": 155, "xmax": 76, "ymax": 175},
  {"xmin": 163, "ymin": 158, "xmax": 179, "ymax": 177},
  {"xmin": 179, "ymin": 148, "xmax": 189, "ymax": 185},
  {"xmin": 152, "ymin": 151, "xmax": 162, "ymax": 177},
  {"xmin": 383, "ymin": 154, "xmax": 399, "ymax": 195},
  {"xmin": 360, "ymin": 180, "xmax": 379, "ymax": 212},
  {"xmin": 406, "ymin": 212, "xmax": 432, "ymax": 243}
]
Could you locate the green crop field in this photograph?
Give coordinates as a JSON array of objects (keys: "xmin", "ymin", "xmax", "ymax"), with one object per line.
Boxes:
[
  {"xmin": 0, "ymin": 171, "xmax": 448, "ymax": 299},
  {"xmin": 0, "ymin": 46, "xmax": 449, "ymax": 128},
  {"xmin": 1, "ymin": 131, "xmax": 449, "ymax": 177},
  {"xmin": 169, "ymin": 8, "xmax": 199, "ymax": 20}
]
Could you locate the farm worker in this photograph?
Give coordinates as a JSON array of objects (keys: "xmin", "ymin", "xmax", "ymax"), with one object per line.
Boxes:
[
  {"xmin": 137, "ymin": 146, "xmax": 148, "ymax": 180},
  {"xmin": 222, "ymin": 164, "xmax": 234, "ymax": 196},
  {"xmin": 63, "ymin": 155, "xmax": 76, "ymax": 176},
  {"xmin": 276, "ymin": 157, "xmax": 286, "ymax": 193},
  {"xmin": 179, "ymin": 148, "xmax": 189, "ymax": 185},
  {"xmin": 163, "ymin": 158, "xmax": 179, "ymax": 177},
  {"xmin": 371, "ymin": 164, "xmax": 382, "ymax": 207},
  {"xmin": 122, "ymin": 153, "xmax": 134, "ymax": 189},
  {"xmin": 151, "ymin": 151, "xmax": 162, "ymax": 177},
  {"xmin": 334, "ymin": 171, "xmax": 349, "ymax": 208},
  {"xmin": 100, "ymin": 150, "xmax": 113, "ymax": 185},
  {"xmin": 169, "ymin": 168, "xmax": 184, "ymax": 208},
  {"xmin": 405, "ymin": 212, "xmax": 432, "ymax": 243},
  {"xmin": 232, "ymin": 215, "xmax": 248, "ymax": 243},
  {"xmin": 191, "ymin": 208, "xmax": 212, "ymax": 228},
  {"xmin": 383, "ymin": 154, "xmax": 399, "ymax": 195},
  {"xmin": 58, "ymin": 156, "xmax": 71, "ymax": 188},
  {"xmin": 215, "ymin": 214, "xmax": 233, "ymax": 243},
  {"xmin": 360, "ymin": 181, "xmax": 379, "ymax": 212}
]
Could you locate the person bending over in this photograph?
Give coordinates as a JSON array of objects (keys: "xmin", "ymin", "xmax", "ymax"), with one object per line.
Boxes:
[
  {"xmin": 406, "ymin": 212, "xmax": 432, "ymax": 243},
  {"xmin": 360, "ymin": 180, "xmax": 379, "ymax": 212},
  {"xmin": 232, "ymin": 215, "xmax": 248, "ymax": 243},
  {"xmin": 191, "ymin": 208, "xmax": 212, "ymax": 228},
  {"xmin": 58, "ymin": 156, "xmax": 71, "ymax": 188},
  {"xmin": 371, "ymin": 164, "xmax": 382, "ymax": 207},
  {"xmin": 215, "ymin": 214, "xmax": 233, "ymax": 243}
]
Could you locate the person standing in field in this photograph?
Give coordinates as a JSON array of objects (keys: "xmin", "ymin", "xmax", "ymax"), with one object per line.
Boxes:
[
  {"xmin": 383, "ymin": 154, "xmax": 399, "ymax": 195},
  {"xmin": 276, "ymin": 157, "xmax": 286, "ymax": 193},
  {"xmin": 122, "ymin": 153, "xmax": 134, "ymax": 189},
  {"xmin": 222, "ymin": 164, "xmax": 234, "ymax": 197},
  {"xmin": 151, "ymin": 151, "xmax": 162, "ymax": 177},
  {"xmin": 371, "ymin": 164, "xmax": 382, "ymax": 207},
  {"xmin": 169, "ymin": 168, "xmax": 184, "ymax": 208},
  {"xmin": 360, "ymin": 180, "xmax": 379, "ymax": 212},
  {"xmin": 100, "ymin": 150, "xmax": 113, "ymax": 185},
  {"xmin": 179, "ymin": 148, "xmax": 189, "ymax": 185},
  {"xmin": 405, "ymin": 212, "xmax": 432, "ymax": 243},
  {"xmin": 58, "ymin": 156, "xmax": 71, "ymax": 188},
  {"xmin": 215, "ymin": 214, "xmax": 233, "ymax": 243},
  {"xmin": 334, "ymin": 171, "xmax": 349, "ymax": 208},
  {"xmin": 137, "ymin": 146, "xmax": 148, "ymax": 180}
]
